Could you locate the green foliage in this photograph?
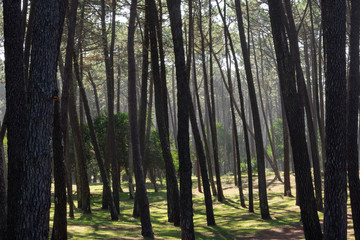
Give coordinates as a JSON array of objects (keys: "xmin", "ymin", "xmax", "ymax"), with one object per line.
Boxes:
[
  {"xmin": 147, "ymin": 130, "xmax": 165, "ymax": 171},
  {"xmin": 83, "ymin": 112, "xmax": 129, "ymax": 175},
  {"xmin": 267, "ymin": 118, "xmax": 284, "ymax": 164}
]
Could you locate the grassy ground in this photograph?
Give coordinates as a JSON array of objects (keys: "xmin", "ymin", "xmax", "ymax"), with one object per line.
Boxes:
[{"xmin": 50, "ymin": 172, "xmax": 354, "ymax": 239}]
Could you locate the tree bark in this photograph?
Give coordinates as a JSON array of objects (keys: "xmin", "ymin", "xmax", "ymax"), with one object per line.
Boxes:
[
  {"xmin": 146, "ymin": 0, "xmax": 180, "ymax": 226},
  {"xmin": 3, "ymin": 0, "xmax": 26, "ymax": 238},
  {"xmin": 74, "ymin": 51, "xmax": 118, "ymax": 220},
  {"xmin": 347, "ymin": 0, "xmax": 360, "ymax": 238},
  {"xmin": 234, "ymin": 0, "xmax": 270, "ymax": 219},
  {"xmin": 267, "ymin": 0, "xmax": 322, "ymax": 238},
  {"xmin": 18, "ymin": 0, "xmax": 66, "ymax": 238},
  {"xmin": 128, "ymin": 0, "xmax": 154, "ymax": 237},
  {"xmin": 166, "ymin": 0, "xmax": 195, "ymax": 238}
]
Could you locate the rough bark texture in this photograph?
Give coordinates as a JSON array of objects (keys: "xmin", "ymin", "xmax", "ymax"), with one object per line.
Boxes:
[
  {"xmin": 3, "ymin": 1, "xmax": 26, "ymax": 238},
  {"xmin": 128, "ymin": 0, "xmax": 154, "ymax": 238},
  {"xmin": 283, "ymin": 0, "xmax": 323, "ymax": 211},
  {"xmin": 234, "ymin": 0, "xmax": 270, "ymax": 219},
  {"xmin": 166, "ymin": 0, "xmax": 195, "ymax": 238},
  {"xmin": 322, "ymin": 0, "xmax": 348, "ymax": 239},
  {"xmin": 347, "ymin": 0, "xmax": 360, "ymax": 238},
  {"xmin": 17, "ymin": 0, "xmax": 66, "ymax": 238},
  {"xmin": 146, "ymin": 0, "xmax": 180, "ymax": 226},
  {"xmin": 267, "ymin": 0, "xmax": 322, "ymax": 238}
]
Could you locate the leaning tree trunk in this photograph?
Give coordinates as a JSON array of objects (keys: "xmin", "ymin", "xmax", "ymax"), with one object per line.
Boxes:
[
  {"xmin": 166, "ymin": 0, "xmax": 195, "ymax": 238},
  {"xmin": 234, "ymin": 0, "xmax": 270, "ymax": 219},
  {"xmin": 100, "ymin": 0, "xmax": 119, "ymax": 214},
  {"xmin": 267, "ymin": 0, "xmax": 322, "ymax": 238},
  {"xmin": 74, "ymin": 51, "xmax": 118, "ymax": 220},
  {"xmin": 146, "ymin": 0, "xmax": 180, "ymax": 226},
  {"xmin": 128, "ymin": 0, "xmax": 154, "ymax": 238},
  {"xmin": 347, "ymin": 0, "xmax": 360, "ymax": 238}
]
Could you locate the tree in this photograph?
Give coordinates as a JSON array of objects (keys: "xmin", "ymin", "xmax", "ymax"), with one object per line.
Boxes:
[
  {"xmin": 322, "ymin": 0, "xmax": 348, "ymax": 238},
  {"xmin": 347, "ymin": 0, "xmax": 360, "ymax": 238},
  {"xmin": 267, "ymin": 0, "xmax": 322, "ymax": 238},
  {"xmin": 146, "ymin": 0, "xmax": 180, "ymax": 225},
  {"xmin": 234, "ymin": 0, "xmax": 270, "ymax": 218},
  {"xmin": 3, "ymin": 0, "xmax": 26, "ymax": 238},
  {"xmin": 128, "ymin": 0, "xmax": 154, "ymax": 237},
  {"xmin": 17, "ymin": 0, "xmax": 67, "ymax": 238},
  {"xmin": 166, "ymin": 0, "xmax": 195, "ymax": 238}
]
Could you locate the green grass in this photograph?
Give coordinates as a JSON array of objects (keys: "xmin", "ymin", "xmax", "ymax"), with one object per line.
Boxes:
[{"xmin": 49, "ymin": 172, "xmax": 354, "ymax": 239}]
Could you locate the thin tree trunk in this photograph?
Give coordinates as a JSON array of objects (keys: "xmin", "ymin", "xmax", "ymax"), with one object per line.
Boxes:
[
  {"xmin": 74, "ymin": 51, "xmax": 118, "ymax": 220},
  {"xmin": 128, "ymin": 0, "xmax": 154, "ymax": 237},
  {"xmin": 100, "ymin": 0, "xmax": 119, "ymax": 214},
  {"xmin": 166, "ymin": 0, "xmax": 196, "ymax": 237},
  {"xmin": 52, "ymin": 95, "xmax": 68, "ymax": 240},
  {"xmin": 88, "ymin": 72, "xmax": 101, "ymax": 117},
  {"xmin": 283, "ymin": 0, "xmax": 323, "ymax": 211},
  {"xmin": 234, "ymin": 0, "xmax": 270, "ymax": 219},
  {"xmin": 207, "ymin": 0, "xmax": 225, "ymax": 202},
  {"xmin": 146, "ymin": 0, "xmax": 180, "ymax": 226}
]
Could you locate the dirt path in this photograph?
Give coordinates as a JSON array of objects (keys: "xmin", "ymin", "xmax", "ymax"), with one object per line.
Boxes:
[{"xmin": 239, "ymin": 223, "xmax": 304, "ymax": 240}]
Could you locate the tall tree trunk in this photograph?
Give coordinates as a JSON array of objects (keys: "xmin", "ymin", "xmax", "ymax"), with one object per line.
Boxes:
[
  {"xmin": 166, "ymin": 0, "xmax": 195, "ymax": 238},
  {"xmin": 100, "ymin": 0, "xmax": 119, "ymax": 214},
  {"xmin": 234, "ymin": 0, "xmax": 269, "ymax": 218},
  {"xmin": 347, "ymin": 0, "xmax": 360, "ymax": 238},
  {"xmin": 3, "ymin": 0, "xmax": 26, "ymax": 238},
  {"xmin": 128, "ymin": 0, "xmax": 154, "ymax": 237},
  {"xmin": 88, "ymin": 72, "xmax": 101, "ymax": 117},
  {"xmin": 283, "ymin": 0, "xmax": 323, "ymax": 211},
  {"xmin": 207, "ymin": 0, "xmax": 225, "ymax": 202},
  {"xmin": 192, "ymin": 49, "xmax": 217, "ymax": 197},
  {"xmin": 74, "ymin": 51, "xmax": 118, "ymax": 220},
  {"xmin": 267, "ymin": 0, "xmax": 322, "ymax": 238},
  {"xmin": 18, "ymin": 0, "xmax": 66, "ymax": 238},
  {"xmin": 52, "ymin": 95, "xmax": 67, "ymax": 240},
  {"xmin": 322, "ymin": 0, "xmax": 347, "ymax": 238},
  {"xmin": 146, "ymin": 0, "xmax": 180, "ymax": 226}
]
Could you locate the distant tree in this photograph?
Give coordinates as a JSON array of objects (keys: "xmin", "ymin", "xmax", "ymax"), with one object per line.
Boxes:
[{"xmin": 322, "ymin": 0, "xmax": 348, "ymax": 238}]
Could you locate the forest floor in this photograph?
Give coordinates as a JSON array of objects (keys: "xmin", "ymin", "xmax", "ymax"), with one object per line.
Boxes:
[{"xmin": 50, "ymin": 172, "xmax": 355, "ymax": 239}]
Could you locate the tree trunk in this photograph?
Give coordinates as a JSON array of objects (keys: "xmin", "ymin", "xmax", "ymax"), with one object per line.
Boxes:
[
  {"xmin": 3, "ymin": 0, "xmax": 27, "ymax": 238},
  {"xmin": 0, "ymin": 135, "xmax": 6, "ymax": 238},
  {"xmin": 18, "ymin": 0, "xmax": 66, "ymax": 238},
  {"xmin": 146, "ymin": 0, "xmax": 180, "ymax": 226},
  {"xmin": 322, "ymin": 0, "xmax": 347, "ymax": 238},
  {"xmin": 283, "ymin": 0, "xmax": 323, "ymax": 211},
  {"xmin": 100, "ymin": 0, "xmax": 119, "ymax": 214},
  {"xmin": 74, "ymin": 51, "xmax": 118, "ymax": 220},
  {"xmin": 234, "ymin": 0, "xmax": 270, "ymax": 219},
  {"xmin": 128, "ymin": 0, "xmax": 154, "ymax": 237},
  {"xmin": 52, "ymin": 95, "xmax": 67, "ymax": 240},
  {"xmin": 347, "ymin": 0, "xmax": 360, "ymax": 238},
  {"xmin": 267, "ymin": 0, "xmax": 322, "ymax": 238},
  {"xmin": 166, "ymin": 0, "xmax": 195, "ymax": 238}
]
